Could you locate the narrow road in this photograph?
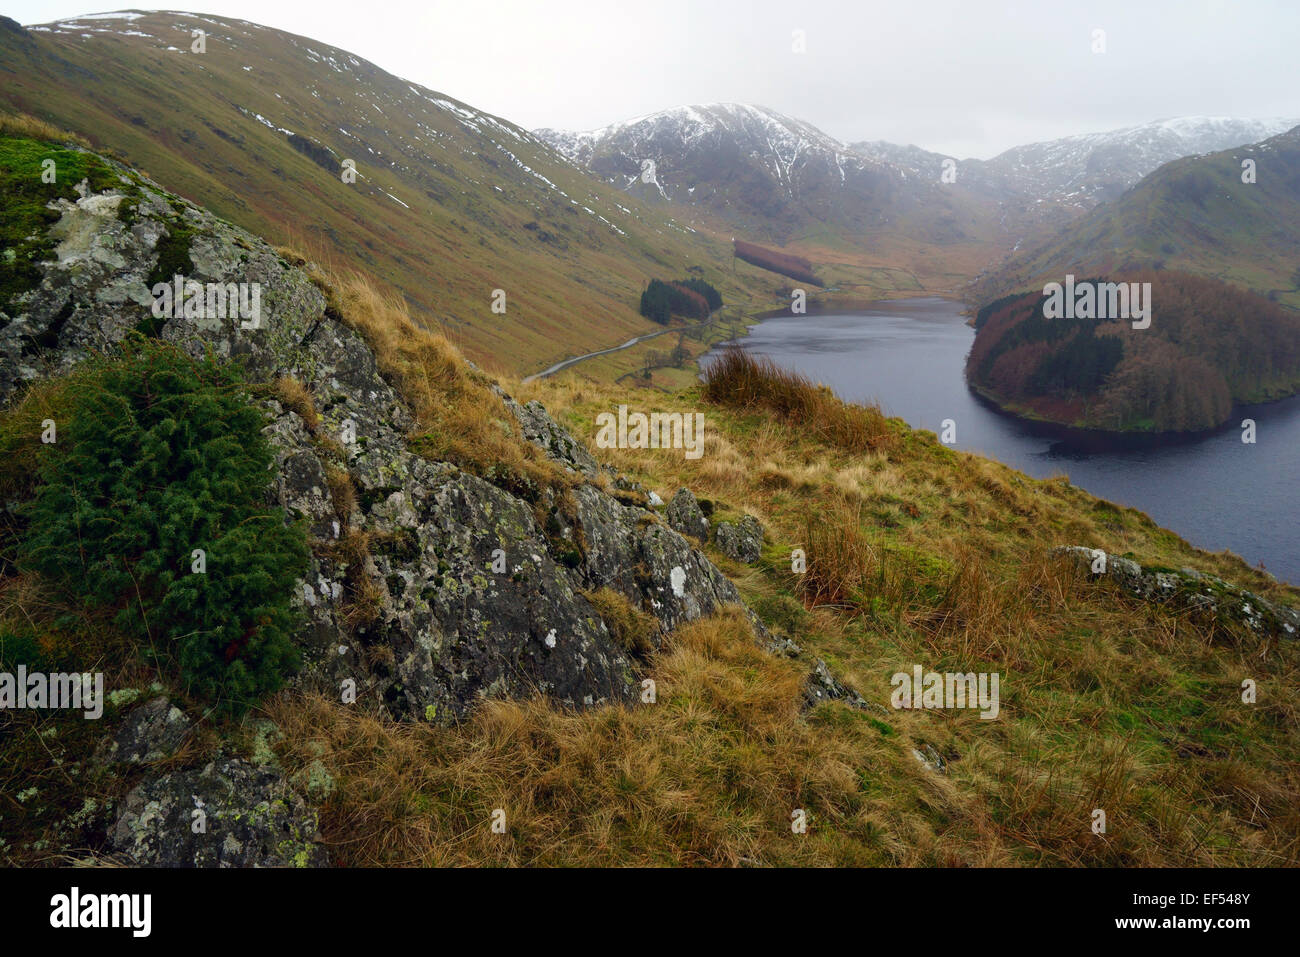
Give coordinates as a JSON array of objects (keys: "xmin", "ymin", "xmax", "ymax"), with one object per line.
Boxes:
[
  {"xmin": 522, "ymin": 306, "xmax": 753, "ymax": 383},
  {"xmin": 521, "ymin": 326, "xmax": 684, "ymax": 383}
]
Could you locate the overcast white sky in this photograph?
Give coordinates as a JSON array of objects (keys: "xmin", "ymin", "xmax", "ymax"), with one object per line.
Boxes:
[{"xmin": 10, "ymin": 0, "xmax": 1299, "ymax": 158}]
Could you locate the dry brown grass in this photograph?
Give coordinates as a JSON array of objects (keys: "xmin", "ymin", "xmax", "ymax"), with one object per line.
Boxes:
[
  {"xmin": 313, "ymin": 527, "xmax": 382, "ymax": 629},
  {"xmin": 798, "ymin": 498, "xmax": 876, "ymax": 608},
  {"xmin": 324, "ymin": 466, "xmax": 357, "ymax": 525},
  {"xmin": 272, "ymin": 376, "xmax": 319, "ymax": 432},
  {"xmin": 701, "ymin": 347, "xmax": 895, "ymax": 453},
  {"xmin": 268, "ymin": 607, "xmax": 899, "ymax": 866},
  {"xmin": 582, "ymin": 586, "xmax": 658, "ymax": 658},
  {"xmin": 298, "ymin": 262, "xmax": 568, "ymax": 497},
  {"xmin": 0, "ymin": 111, "xmax": 89, "ymax": 148}
]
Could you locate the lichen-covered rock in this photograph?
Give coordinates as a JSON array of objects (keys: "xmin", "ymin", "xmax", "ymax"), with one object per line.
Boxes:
[
  {"xmin": 715, "ymin": 515, "xmax": 764, "ymax": 564},
  {"xmin": 803, "ymin": 658, "xmax": 875, "ymax": 712},
  {"xmin": 665, "ymin": 487, "xmax": 710, "ymax": 542},
  {"xmin": 94, "ymin": 697, "xmax": 191, "ymax": 766},
  {"xmin": 572, "ymin": 483, "xmax": 740, "ymax": 640},
  {"xmin": 1051, "ymin": 545, "xmax": 1299, "ymax": 639},
  {"xmin": 358, "ymin": 456, "xmax": 639, "ymax": 719},
  {"xmin": 0, "ymin": 176, "xmax": 330, "ymax": 400},
  {"xmin": 494, "ymin": 390, "xmax": 602, "ymax": 479},
  {"xmin": 109, "ymin": 757, "xmax": 327, "ymax": 867}
]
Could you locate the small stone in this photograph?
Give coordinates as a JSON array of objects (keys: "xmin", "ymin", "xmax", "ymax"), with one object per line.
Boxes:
[
  {"xmin": 911, "ymin": 744, "xmax": 946, "ymax": 773},
  {"xmin": 110, "ymin": 757, "xmax": 326, "ymax": 867}
]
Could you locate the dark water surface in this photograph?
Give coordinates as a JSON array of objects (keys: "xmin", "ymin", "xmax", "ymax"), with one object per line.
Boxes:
[{"xmin": 701, "ymin": 297, "xmax": 1299, "ymax": 584}]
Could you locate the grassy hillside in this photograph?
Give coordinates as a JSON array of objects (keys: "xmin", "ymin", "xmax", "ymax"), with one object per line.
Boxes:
[
  {"xmin": 0, "ymin": 12, "xmax": 768, "ymax": 375},
  {"xmin": 2, "ymin": 52, "xmax": 1295, "ymax": 872},
  {"xmin": 6, "ymin": 262, "xmax": 1296, "ymax": 865},
  {"xmin": 0, "ymin": 13, "xmax": 1017, "ymax": 377},
  {"xmin": 251, "ymin": 335, "xmax": 1300, "ymax": 866},
  {"xmin": 972, "ymin": 126, "xmax": 1300, "ymax": 311}
]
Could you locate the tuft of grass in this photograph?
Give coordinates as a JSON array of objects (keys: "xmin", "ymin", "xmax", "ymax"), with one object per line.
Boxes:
[
  {"xmin": 272, "ymin": 375, "xmax": 320, "ymax": 432},
  {"xmin": 325, "ymin": 466, "xmax": 357, "ymax": 525},
  {"xmin": 798, "ymin": 499, "xmax": 877, "ymax": 608},
  {"xmin": 315, "ymin": 527, "xmax": 382, "ymax": 630},
  {"xmin": 702, "ymin": 347, "xmax": 895, "ymax": 453},
  {"xmin": 583, "ymin": 586, "xmax": 658, "ymax": 658}
]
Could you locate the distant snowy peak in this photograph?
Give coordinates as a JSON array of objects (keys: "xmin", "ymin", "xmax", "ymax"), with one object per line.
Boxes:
[
  {"xmin": 535, "ymin": 103, "xmax": 964, "ymax": 242},
  {"xmin": 544, "ymin": 107, "xmax": 1299, "ymax": 224},
  {"xmin": 844, "ymin": 115, "xmax": 1300, "ymax": 228},
  {"xmin": 538, "ymin": 103, "xmax": 856, "ymax": 172},
  {"xmin": 534, "ymin": 102, "xmax": 917, "ymax": 203},
  {"xmin": 991, "ymin": 115, "xmax": 1300, "ymax": 172},
  {"xmin": 976, "ymin": 115, "xmax": 1300, "ymax": 207},
  {"xmin": 1060, "ymin": 115, "xmax": 1298, "ymax": 151}
]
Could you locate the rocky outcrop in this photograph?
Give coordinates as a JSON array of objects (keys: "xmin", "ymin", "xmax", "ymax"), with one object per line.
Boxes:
[
  {"xmin": 0, "ymin": 160, "xmax": 748, "ymax": 722},
  {"xmin": 1, "ymin": 146, "xmax": 867, "ymax": 865},
  {"xmin": 495, "ymin": 391, "xmax": 603, "ymax": 479},
  {"xmin": 1052, "ymin": 546, "xmax": 1299, "ymax": 639}
]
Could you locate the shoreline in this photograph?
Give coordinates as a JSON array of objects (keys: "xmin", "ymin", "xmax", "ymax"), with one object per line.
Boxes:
[
  {"xmin": 702, "ymin": 301, "xmax": 1300, "ymax": 453},
  {"xmin": 967, "ymin": 378, "xmax": 1300, "ymax": 443}
]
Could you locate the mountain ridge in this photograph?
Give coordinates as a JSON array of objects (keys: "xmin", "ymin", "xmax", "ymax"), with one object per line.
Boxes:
[{"xmin": 537, "ymin": 104, "xmax": 1299, "ymax": 256}]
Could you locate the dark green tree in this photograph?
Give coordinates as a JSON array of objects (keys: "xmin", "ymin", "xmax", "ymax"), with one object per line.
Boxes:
[{"xmin": 20, "ymin": 338, "xmax": 308, "ymax": 712}]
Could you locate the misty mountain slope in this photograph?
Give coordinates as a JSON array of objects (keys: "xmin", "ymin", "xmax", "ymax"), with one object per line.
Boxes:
[
  {"xmin": 976, "ymin": 115, "xmax": 1298, "ymax": 209},
  {"xmin": 0, "ymin": 11, "xmax": 745, "ymax": 372},
  {"xmin": 853, "ymin": 115, "xmax": 1299, "ymax": 235},
  {"xmin": 537, "ymin": 103, "xmax": 1002, "ymax": 248},
  {"xmin": 973, "ymin": 125, "xmax": 1300, "ymax": 310}
]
